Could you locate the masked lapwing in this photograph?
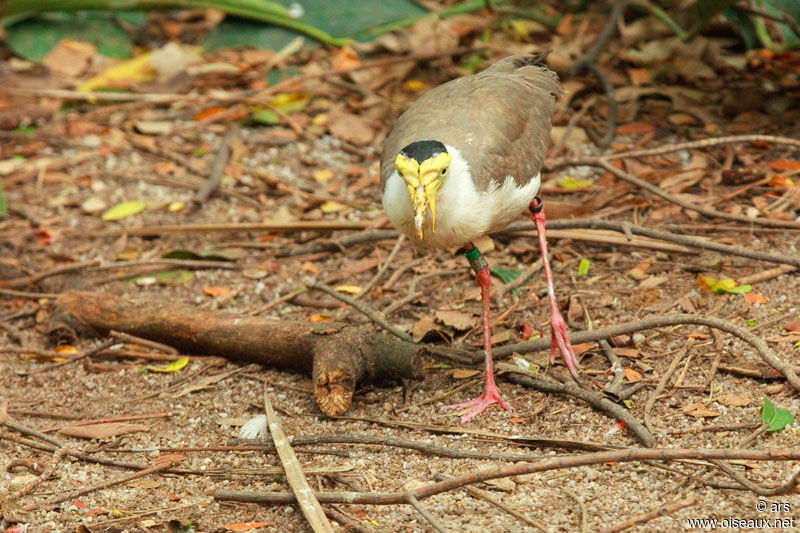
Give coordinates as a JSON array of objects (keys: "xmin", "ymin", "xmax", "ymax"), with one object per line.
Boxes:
[{"xmin": 380, "ymin": 53, "xmax": 578, "ymax": 422}]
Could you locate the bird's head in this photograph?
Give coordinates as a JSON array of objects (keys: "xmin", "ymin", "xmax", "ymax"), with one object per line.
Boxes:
[{"xmin": 394, "ymin": 140, "xmax": 451, "ymax": 239}]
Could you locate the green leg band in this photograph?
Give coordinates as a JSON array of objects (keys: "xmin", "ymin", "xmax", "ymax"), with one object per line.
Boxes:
[{"xmin": 464, "ymin": 246, "xmax": 487, "ymax": 273}]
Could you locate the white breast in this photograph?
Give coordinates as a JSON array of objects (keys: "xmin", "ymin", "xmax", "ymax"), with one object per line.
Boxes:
[{"xmin": 382, "ymin": 145, "xmax": 540, "ymax": 249}]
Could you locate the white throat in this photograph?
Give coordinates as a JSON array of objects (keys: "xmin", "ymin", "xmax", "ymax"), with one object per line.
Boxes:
[{"xmin": 383, "ymin": 144, "xmax": 540, "ymax": 249}]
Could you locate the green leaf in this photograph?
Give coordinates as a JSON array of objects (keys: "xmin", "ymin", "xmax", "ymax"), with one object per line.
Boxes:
[
  {"xmin": 250, "ymin": 108, "xmax": 280, "ymax": 125},
  {"xmin": 697, "ymin": 0, "xmax": 738, "ymax": 23},
  {"xmin": 102, "ymin": 200, "xmax": 146, "ymax": 221},
  {"xmin": 577, "ymin": 258, "xmax": 590, "ymax": 276},
  {"xmin": 622, "ymin": 399, "xmax": 634, "ymax": 409},
  {"xmin": 747, "ymin": 319, "xmax": 757, "ymax": 326},
  {"xmin": 0, "ymin": 178, "xmax": 6, "ymax": 218},
  {"xmin": 491, "ymin": 267, "xmax": 521, "ymax": 284},
  {"xmin": 760, "ymin": 396, "xmax": 794, "ymax": 431},
  {"xmin": 147, "ymin": 356, "xmax": 189, "ymax": 373},
  {"xmin": 4, "ymin": 12, "xmax": 133, "ymax": 62},
  {"xmin": 203, "ymin": 0, "xmax": 427, "ymax": 50},
  {"xmin": 153, "ymin": 270, "xmax": 194, "ymax": 285}
]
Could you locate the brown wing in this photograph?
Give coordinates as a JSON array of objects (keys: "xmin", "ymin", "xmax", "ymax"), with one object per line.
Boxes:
[{"xmin": 380, "ymin": 54, "xmax": 562, "ymax": 191}]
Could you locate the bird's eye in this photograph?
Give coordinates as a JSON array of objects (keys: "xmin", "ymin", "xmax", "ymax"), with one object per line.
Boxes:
[{"xmin": 441, "ymin": 168, "xmax": 447, "ymax": 175}]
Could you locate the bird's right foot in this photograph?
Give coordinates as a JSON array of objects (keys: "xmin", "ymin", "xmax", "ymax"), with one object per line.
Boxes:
[{"xmin": 442, "ymin": 382, "xmax": 512, "ymax": 423}]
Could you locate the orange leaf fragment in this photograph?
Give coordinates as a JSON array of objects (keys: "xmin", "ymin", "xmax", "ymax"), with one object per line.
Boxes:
[
  {"xmin": 223, "ymin": 522, "xmax": 273, "ymax": 531},
  {"xmin": 768, "ymin": 160, "xmax": 800, "ymax": 171},
  {"xmin": 624, "ymin": 367, "xmax": 642, "ymax": 382},
  {"xmin": 203, "ymin": 286, "xmax": 231, "ymax": 298},
  {"xmin": 768, "ymin": 174, "xmax": 794, "ymax": 188},
  {"xmin": 615, "ymin": 122, "xmax": 655, "ymax": 135},
  {"xmin": 73, "ymin": 500, "xmax": 87, "ymax": 509},
  {"xmin": 308, "ymin": 313, "xmax": 332, "ymax": 322},
  {"xmin": 743, "ymin": 292, "xmax": 766, "ymax": 304},
  {"xmin": 194, "ymin": 107, "xmax": 227, "ymax": 121}
]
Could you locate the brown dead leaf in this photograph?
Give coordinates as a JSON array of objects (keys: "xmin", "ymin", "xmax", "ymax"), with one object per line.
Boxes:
[
  {"xmin": 784, "ymin": 319, "xmax": 800, "ymax": 332},
  {"xmin": 485, "ymin": 477, "xmax": 516, "ymax": 492},
  {"xmin": 59, "ymin": 422, "xmax": 150, "ymax": 440},
  {"xmin": 435, "ymin": 309, "xmax": 475, "ymax": 331},
  {"xmin": 341, "ymin": 257, "xmax": 378, "ymax": 276},
  {"xmin": 300, "ymin": 261, "xmax": 320, "ymax": 275},
  {"xmin": 567, "ymin": 295, "xmax": 584, "ymax": 323},
  {"xmin": 412, "ymin": 315, "xmax": 437, "ymax": 342},
  {"xmin": 572, "ymin": 342, "xmax": 597, "ymax": 356},
  {"xmin": 627, "ymin": 68, "xmax": 651, "ymax": 86},
  {"xmin": 615, "ymin": 122, "xmax": 656, "ymax": 135},
  {"xmin": 627, "ymin": 260, "xmax": 651, "ymax": 280},
  {"xmin": 43, "ymin": 39, "xmax": 96, "ymax": 78},
  {"xmin": 682, "ymin": 402, "xmax": 721, "ymax": 418},
  {"xmin": 624, "ymin": 368, "xmax": 643, "ymax": 382},
  {"xmin": 451, "ymin": 369, "xmax": 480, "ymax": 379},
  {"xmin": 331, "ymin": 46, "xmax": 361, "ymax": 71},
  {"xmin": 675, "ymin": 296, "xmax": 697, "ymax": 313},
  {"xmin": 327, "ymin": 110, "xmax": 375, "ymax": 146},
  {"xmin": 639, "ymin": 275, "xmax": 668, "ymax": 289},
  {"xmin": 614, "ymin": 348, "xmax": 640, "ymax": 358},
  {"xmin": 765, "ymin": 332, "xmax": 800, "ymax": 343},
  {"xmin": 716, "ymin": 394, "xmax": 751, "ymax": 407}
]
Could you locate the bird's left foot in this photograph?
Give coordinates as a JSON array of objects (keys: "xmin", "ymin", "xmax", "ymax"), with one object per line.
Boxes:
[
  {"xmin": 442, "ymin": 382, "xmax": 512, "ymax": 423},
  {"xmin": 549, "ymin": 308, "xmax": 579, "ymax": 380}
]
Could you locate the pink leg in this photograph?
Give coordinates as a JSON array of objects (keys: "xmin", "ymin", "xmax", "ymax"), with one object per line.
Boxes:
[
  {"xmin": 442, "ymin": 244, "xmax": 512, "ymax": 422},
  {"xmin": 529, "ymin": 197, "xmax": 579, "ymax": 379}
]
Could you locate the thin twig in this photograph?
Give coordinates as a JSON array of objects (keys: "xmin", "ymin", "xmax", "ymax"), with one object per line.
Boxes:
[
  {"xmin": 109, "ymin": 330, "xmax": 179, "ymax": 354},
  {"xmin": 467, "ymin": 486, "xmax": 547, "ymax": 531},
  {"xmin": 263, "ymin": 388, "xmax": 333, "ymax": 533},
  {"xmin": 500, "ymin": 219, "xmax": 800, "ymax": 268},
  {"xmin": 406, "ymin": 494, "xmax": 450, "ymax": 533},
  {"xmin": 504, "ymin": 373, "xmax": 655, "ymax": 446},
  {"xmin": 37, "ymin": 459, "xmax": 179, "ymax": 509},
  {"xmin": 568, "ymin": 0, "xmax": 628, "ymax": 75},
  {"xmin": 643, "ymin": 340, "xmax": 694, "ymax": 434},
  {"xmin": 231, "ymin": 432, "xmax": 548, "ymax": 463},
  {"xmin": 308, "ymin": 281, "xmax": 413, "ymax": 343},
  {"xmin": 194, "ymin": 127, "xmax": 236, "ymax": 205},
  {"xmin": 32, "ymin": 339, "xmax": 122, "ymax": 374},
  {"xmin": 355, "ymin": 235, "xmax": 405, "ymax": 300},
  {"xmin": 0, "ymin": 260, "xmax": 99, "ymax": 288},
  {"xmin": 599, "ymin": 495, "xmax": 696, "ymax": 533},
  {"xmin": 0, "ymin": 287, "xmax": 61, "ymax": 299}
]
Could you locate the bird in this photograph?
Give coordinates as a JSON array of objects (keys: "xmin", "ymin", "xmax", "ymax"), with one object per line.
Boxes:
[{"xmin": 380, "ymin": 53, "xmax": 579, "ymax": 422}]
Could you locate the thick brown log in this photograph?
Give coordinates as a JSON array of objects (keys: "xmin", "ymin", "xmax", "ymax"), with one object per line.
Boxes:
[{"xmin": 55, "ymin": 291, "xmax": 424, "ymax": 416}]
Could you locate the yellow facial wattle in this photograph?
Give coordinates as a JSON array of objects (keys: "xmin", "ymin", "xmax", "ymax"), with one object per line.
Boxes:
[{"xmin": 394, "ymin": 152, "xmax": 451, "ymax": 239}]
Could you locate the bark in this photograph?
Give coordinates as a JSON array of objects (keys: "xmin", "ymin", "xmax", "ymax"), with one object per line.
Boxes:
[{"xmin": 55, "ymin": 291, "xmax": 424, "ymax": 416}]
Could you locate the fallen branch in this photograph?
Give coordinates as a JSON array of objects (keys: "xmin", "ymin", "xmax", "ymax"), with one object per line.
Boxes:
[
  {"xmin": 55, "ymin": 291, "xmax": 423, "ymax": 416},
  {"xmin": 493, "ymin": 314, "xmax": 800, "ymax": 392},
  {"xmin": 503, "ymin": 372, "xmax": 655, "ymax": 446},
  {"xmin": 215, "ymin": 447, "xmax": 800, "ymax": 505}
]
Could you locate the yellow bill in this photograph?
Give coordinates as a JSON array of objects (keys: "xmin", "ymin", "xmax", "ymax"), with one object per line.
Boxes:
[{"xmin": 394, "ymin": 152, "xmax": 451, "ymax": 239}]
